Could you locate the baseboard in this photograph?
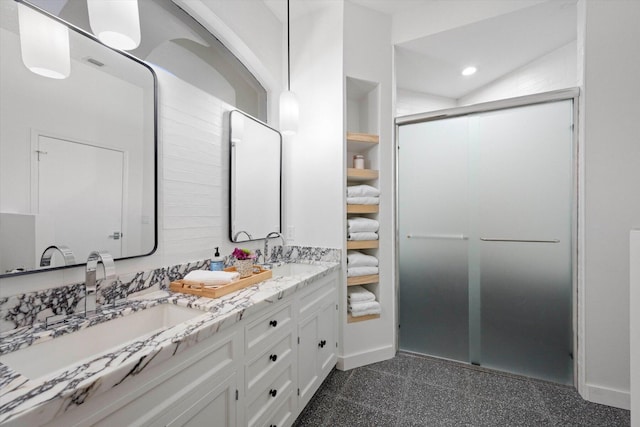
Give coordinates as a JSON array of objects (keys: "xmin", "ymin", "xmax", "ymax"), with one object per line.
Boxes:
[
  {"xmin": 336, "ymin": 344, "xmax": 396, "ymax": 371},
  {"xmin": 582, "ymin": 383, "xmax": 630, "ymax": 410}
]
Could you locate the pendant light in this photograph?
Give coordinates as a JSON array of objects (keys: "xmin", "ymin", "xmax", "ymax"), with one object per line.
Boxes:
[
  {"xmin": 17, "ymin": 3, "xmax": 70, "ymax": 79},
  {"xmin": 279, "ymin": 0, "xmax": 299, "ymax": 136},
  {"xmin": 87, "ymin": 0, "xmax": 141, "ymax": 51}
]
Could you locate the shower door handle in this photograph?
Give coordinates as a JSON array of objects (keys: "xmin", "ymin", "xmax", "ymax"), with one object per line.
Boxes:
[
  {"xmin": 407, "ymin": 234, "xmax": 468, "ymax": 240},
  {"xmin": 480, "ymin": 238, "xmax": 560, "ymax": 243}
]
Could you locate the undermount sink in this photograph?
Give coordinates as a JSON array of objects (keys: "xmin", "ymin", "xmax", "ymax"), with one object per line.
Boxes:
[
  {"xmin": 0, "ymin": 304, "xmax": 205, "ymax": 381},
  {"xmin": 271, "ymin": 263, "xmax": 324, "ymax": 277}
]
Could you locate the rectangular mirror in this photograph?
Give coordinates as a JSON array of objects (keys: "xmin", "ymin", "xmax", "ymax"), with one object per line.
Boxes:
[
  {"xmin": 0, "ymin": 1, "xmax": 157, "ymax": 277},
  {"xmin": 229, "ymin": 110, "xmax": 282, "ymax": 242}
]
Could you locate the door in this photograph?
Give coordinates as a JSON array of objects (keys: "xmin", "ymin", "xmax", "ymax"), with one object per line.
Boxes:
[
  {"xmin": 37, "ymin": 135, "xmax": 124, "ymax": 261},
  {"xmin": 398, "ymin": 99, "xmax": 574, "ymax": 384}
]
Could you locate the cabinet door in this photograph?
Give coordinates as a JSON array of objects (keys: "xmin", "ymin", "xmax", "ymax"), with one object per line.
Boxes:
[
  {"xmin": 297, "ymin": 313, "xmax": 319, "ymax": 408},
  {"xmin": 317, "ymin": 298, "xmax": 337, "ymax": 378},
  {"xmin": 167, "ymin": 373, "xmax": 237, "ymax": 427}
]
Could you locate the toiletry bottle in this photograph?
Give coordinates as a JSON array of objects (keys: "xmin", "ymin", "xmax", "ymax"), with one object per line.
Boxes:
[{"xmin": 210, "ymin": 247, "xmax": 224, "ymax": 271}]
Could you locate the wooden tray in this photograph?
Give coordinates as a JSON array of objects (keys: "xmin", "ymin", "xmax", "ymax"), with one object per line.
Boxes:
[{"xmin": 170, "ymin": 266, "xmax": 272, "ymax": 299}]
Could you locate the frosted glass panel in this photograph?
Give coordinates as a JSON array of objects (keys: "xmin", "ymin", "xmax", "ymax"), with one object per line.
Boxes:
[
  {"xmin": 398, "ymin": 118, "xmax": 470, "ymax": 360},
  {"xmin": 476, "ymin": 101, "xmax": 573, "ymax": 384},
  {"xmin": 397, "ymin": 99, "xmax": 574, "ymax": 384}
]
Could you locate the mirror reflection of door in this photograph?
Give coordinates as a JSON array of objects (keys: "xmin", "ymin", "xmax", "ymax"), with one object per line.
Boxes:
[{"xmin": 36, "ymin": 135, "xmax": 124, "ymax": 263}]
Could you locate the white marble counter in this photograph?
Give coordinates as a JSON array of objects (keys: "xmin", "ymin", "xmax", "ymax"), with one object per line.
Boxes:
[{"xmin": 0, "ymin": 262, "xmax": 339, "ymax": 426}]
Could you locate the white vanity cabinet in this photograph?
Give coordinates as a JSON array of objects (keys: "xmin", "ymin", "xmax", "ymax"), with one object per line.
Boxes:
[
  {"xmin": 297, "ymin": 276, "xmax": 338, "ymax": 409},
  {"xmin": 30, "ymin": 268, "xmax": 339, "ymax": 427},
  {"xmin": 45, "ymin": 323, "xmax": 241, "ymax": 427}
]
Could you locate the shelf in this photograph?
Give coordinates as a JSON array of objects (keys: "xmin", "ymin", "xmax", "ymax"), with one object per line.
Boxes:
[
  {"xmin": 347, "ymin": 274, "xmax": 379, "ymax": 286},
  {"xmin": 347, "ymin": 168, "xmax": 378, "ymax": 182},
  {"xmin": 348, "ymin": 313, "xmax": 380, "ymax": 323},
  {"xmin": 347, "ymin": 132, "xmax": 379, "ymax": 143},
  {"xmin": 347, "ymin": 132, "xmax": 379, "ymax": 154},
  {"xmin": 347, "ymin": 204, "xmax": 379, "ymax": 214},
  {"xmin": 347, "ymin": 240, "xmax": 379, "ymax": 250}
]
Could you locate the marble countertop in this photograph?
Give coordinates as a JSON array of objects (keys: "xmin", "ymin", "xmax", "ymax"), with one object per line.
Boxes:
[{"xmin": 0, "ymin": 262, "xmax": 339, "ymax": 426}]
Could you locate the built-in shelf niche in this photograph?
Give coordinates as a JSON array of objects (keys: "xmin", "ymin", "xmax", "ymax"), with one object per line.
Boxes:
[{"xmin": 345, "ymin": 76, "xmax": 381, "ymax": 324}]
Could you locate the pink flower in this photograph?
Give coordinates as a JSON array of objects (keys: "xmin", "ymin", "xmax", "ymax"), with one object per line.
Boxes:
[{"xmin": 232, "ymin": 248, "xmax": 255, "ymax": 260}]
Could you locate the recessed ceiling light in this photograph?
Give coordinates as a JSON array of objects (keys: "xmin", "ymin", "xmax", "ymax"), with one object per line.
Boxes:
[{"xmin": 462, "ymin": 66, "xmax": 477, "ymax": 76}]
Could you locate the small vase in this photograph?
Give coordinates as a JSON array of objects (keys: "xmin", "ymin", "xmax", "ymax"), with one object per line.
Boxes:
[{"xmin": 235, "ymin": 258, "xmax": 254, "ymax": 278}]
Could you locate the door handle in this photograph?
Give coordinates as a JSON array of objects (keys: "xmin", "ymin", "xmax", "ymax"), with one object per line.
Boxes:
[
  {"xmin": 108, "ymin": 232, "xmax": 122, "ymax": 240},
  {"xmin": 407, "ymin": 233, "xmax": 468, "ymax": 240}
]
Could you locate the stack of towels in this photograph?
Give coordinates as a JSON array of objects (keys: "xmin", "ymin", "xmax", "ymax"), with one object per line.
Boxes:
[
  {"xmin": 182, "ymin": 270, "xmax": 240, "ymax": 288},
  {"xmin": 346, "ymin": 250, "xmax": 378, "ymax": 277},
  {"xmin": 347, "ymin": 184, "xmax": 379, "ymax": 205},
  {"xmin": 347, "ymin": 216, "xmax": 379, "ymax": 241},
  {"xmin": 347, "ymin": 285, "xmax": 381, "ymax": 317}
]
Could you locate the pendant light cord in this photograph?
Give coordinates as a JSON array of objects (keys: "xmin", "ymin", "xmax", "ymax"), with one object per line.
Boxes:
[{"xmin": 287, "ymin": 0, "xmax": 291, "ymax": 91}]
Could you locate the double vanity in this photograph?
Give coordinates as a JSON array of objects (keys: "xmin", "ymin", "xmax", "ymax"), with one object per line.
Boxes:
[{"xmin": 0, "ymin": 261, "xmax": 340, "ymax": 427}]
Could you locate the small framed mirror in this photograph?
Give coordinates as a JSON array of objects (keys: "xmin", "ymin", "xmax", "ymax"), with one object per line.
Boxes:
[{"xmin": 229, "ymin": 110, "xmax": 282, "ymax": 242}]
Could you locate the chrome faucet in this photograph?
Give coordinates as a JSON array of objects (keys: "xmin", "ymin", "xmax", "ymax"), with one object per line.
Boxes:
[
  {"xmin": 264, "ymin": 231, "xmax": 285, "ymax": 264},
  {"xmin": 233, "ymin": 230, "xmax": 253, "ymax": 241},
  {"xmin": 40, "ymin": 245, "xmax": 76, "ymax": 267},
  {"xmin": 84, "ymin": 250, "xmax": 115, "ymax": 316}
]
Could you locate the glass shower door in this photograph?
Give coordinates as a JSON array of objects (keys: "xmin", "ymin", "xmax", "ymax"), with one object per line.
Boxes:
[
  {"xmin": 398, "ymin": 117, "xmax": 470, "ymax": 361},
  {"xmin": 398, "ymin": 99, "xmax": 574, "ymax": 384},
  {"xmin": 474, "ymin": 101, "xmax": 574, "ymax": 384}
]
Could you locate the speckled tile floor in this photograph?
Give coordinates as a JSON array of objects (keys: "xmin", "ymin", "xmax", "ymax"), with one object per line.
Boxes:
[{"xmin": 293, "ymin": 352, "xmax": 630, "ymax": 427}]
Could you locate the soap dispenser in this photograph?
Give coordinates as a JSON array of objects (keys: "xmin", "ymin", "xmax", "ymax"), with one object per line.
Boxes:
[{"xmin": 210, "ymin": 247, "xmax": 224, "ymax": 271}]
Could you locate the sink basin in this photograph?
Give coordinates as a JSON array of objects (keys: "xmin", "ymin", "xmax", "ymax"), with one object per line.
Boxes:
[
  {"xmin": 271, "ymin": 263, "xmax": 324, "ymax": 277},
  {"xmin": 0, "ymin": 304, "xmax": 205, "ymax": 380}
]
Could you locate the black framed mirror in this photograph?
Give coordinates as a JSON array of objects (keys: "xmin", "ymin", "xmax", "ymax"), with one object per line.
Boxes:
[
  {"xmin": 0, "ymin": 1, "xmax": 157, "ymax": 277},
  {"xmin": 229, "ymin": 110, "xmax": 282, "ymax": 243}
]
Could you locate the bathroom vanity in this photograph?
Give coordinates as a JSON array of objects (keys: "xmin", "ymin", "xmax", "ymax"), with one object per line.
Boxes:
[{"xmin": 0, "ymin": 262, "xmax": 339, "ymax": 427}]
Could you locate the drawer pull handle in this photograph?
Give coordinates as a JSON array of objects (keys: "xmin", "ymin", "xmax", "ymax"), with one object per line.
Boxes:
[
  {"xmin": 269, "ymin": 354, "xmax": 278, "ymax": 362},
  {"xmin": 269, "ymin": 389, "xmax": 277, "ymax": 397},
  {"xmin": 318, "ymin": 340, "xmax": 326, "ymax": 348},
  {"xmin": 269, "ymin": 320, "xmax": 278, "ymax": 327}
]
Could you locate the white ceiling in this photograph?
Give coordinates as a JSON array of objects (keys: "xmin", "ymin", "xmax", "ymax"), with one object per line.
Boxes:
[{"xmin": 394, "ymin": 0, "xmax": 577, "ymax": 99}]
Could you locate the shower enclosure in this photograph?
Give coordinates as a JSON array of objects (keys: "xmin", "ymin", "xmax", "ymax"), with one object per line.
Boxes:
[{"xmin": 397, "ymin": 93, "xmax": 575, "ymax": 385}]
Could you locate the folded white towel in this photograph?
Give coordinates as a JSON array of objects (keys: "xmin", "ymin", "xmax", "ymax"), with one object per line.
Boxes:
[
  {"xmin": 347, "ymin": 217, "xmax": 379, "ymax": 233},
  {"xmin": 347, "ymin": 231, "xmax": 379, "ymax": 241},
  {"xmin": 349, "ymin": 301, "xmax": 381, "ymax": 317},
  {"xmin": 347, "ymin": 266, "xmax": 379, "ymax": 277},
  {"xmin": 347, "ymin": 185, "xmax": 380, "ymax": 198},
  {"xmin": 347, "ymin": 196, "xmax": 379, "ymax": 205},
  {"xmin": 183, "ymin": 270, "xmax": 239, "ymax": 286},
  {"xmin": 347, "ymin": 285, "xmax": 376, "ymax": 303},
  {"xmin": 347, "ymin": 250, "xmax": 378, "ymax": 267}
]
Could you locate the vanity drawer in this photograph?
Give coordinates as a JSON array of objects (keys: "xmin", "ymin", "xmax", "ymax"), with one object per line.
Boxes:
[
  {"xmin": 245, "ymin": 303, "xmax": 292, "ymax": 356},
  {"xmin": 264, "ymin": 392, "xmax": 296, "ymax": 427},
  {"xmin": 246, "ymin": 331, "xmax": 294, "ymax": 397},
  {"xmin": 247, "ymin": 364, "xmax": 293, "ymax": 427}
]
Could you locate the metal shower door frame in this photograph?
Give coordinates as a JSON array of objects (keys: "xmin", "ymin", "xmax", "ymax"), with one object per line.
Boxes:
[{"xmin": 393, "ymin": 88, "xmax": 580, "ymax": 385}]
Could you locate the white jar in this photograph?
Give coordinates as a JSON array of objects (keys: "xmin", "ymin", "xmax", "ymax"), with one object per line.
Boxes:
[{"xmin": 353, "ymin": 154, "xmax": 365, "ymax": 169}]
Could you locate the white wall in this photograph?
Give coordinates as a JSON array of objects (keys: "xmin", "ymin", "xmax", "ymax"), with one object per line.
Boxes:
[
  {"xmin": 458, "ymin": 41, "xmax": 577, "ymax": 106},
  {"xmin": 396, "ymin": 88, "xmax": 457, "ymax": 117},
  {"xmin": 172, "ymin": 0, "xmax": 282, "ymax": 125},
  {"xmin": 340, "ymin": 1, "xmax": 395, "ymax": 369},
  {"xmin": 391, "ymin": 0, "xmax": 547, "ymax": 45},
  {"xmin": 578, "ymin": 0, "xmax": 640, "ymax": 409},
  {"xmin": 286, "ymin": 1, "xmax": 344, "ymax": 249}
]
